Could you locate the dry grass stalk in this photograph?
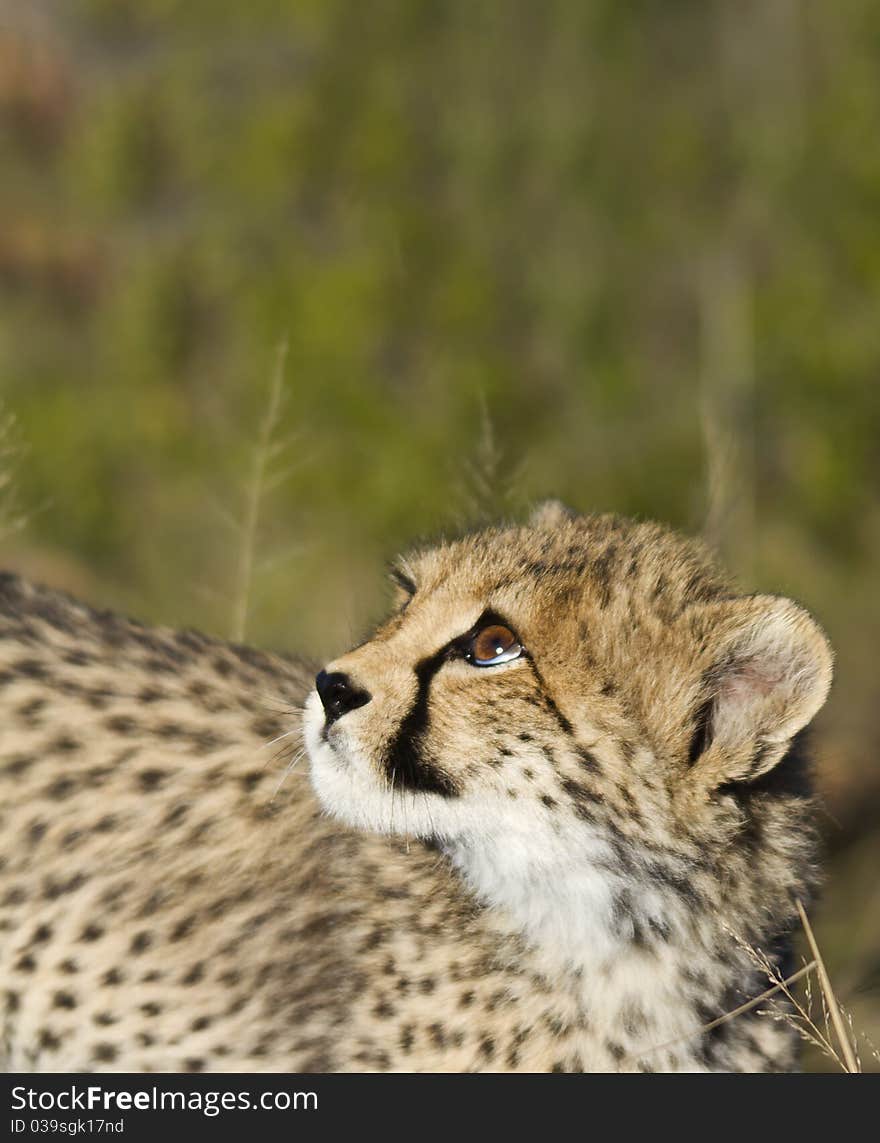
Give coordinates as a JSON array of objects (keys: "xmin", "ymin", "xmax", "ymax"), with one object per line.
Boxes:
[
  {"xmin": 632, "ymin": 898, "xmax": 868, "ymax": 1071},
  {"xmin": 231, "ymin": 337, "xmax": 290, "ymax": 643},
  {"xmin": 628, "ymin": 957, "xmax": 817, "ymax": 1066},
  {"xmin": 796, "ymin": 898, "xmax": 860, "ymax": 1073},
  {"xmin": 0, "ymin": 402, "xmax": 29, "ymax": 541},
  {"xmin": 457, "ymin": 394, "xmax": 524, "ymax": 523}
]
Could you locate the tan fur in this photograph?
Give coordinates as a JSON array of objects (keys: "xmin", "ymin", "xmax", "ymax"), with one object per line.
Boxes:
[{"xmin": 0, "ymin": 508, "xmax": 832, "ymax": 1071}]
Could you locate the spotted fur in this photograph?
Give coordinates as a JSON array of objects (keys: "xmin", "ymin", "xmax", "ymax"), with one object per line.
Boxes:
[{"xmin": 0, "ymin": 506, "xmax": 832, "ymax": 1071}]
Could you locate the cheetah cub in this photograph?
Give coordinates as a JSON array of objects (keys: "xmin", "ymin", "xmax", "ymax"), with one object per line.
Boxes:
[{"xmin": 0, "ymin": 504, "xmax": 831, "ymax": 1072}]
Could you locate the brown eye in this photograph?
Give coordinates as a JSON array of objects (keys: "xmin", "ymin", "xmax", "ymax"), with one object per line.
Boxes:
[{"xmin": 467, "ymin": 624, "xmax": 523, "ymax": 667}]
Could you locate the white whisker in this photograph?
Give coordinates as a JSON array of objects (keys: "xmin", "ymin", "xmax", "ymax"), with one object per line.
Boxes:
[
  {"xmin": 259, "ymin": 727, "xmax": 303, "ymax": 750},
  {"xmin": 271, "ymin": 747, "xmax": 307, "ymax": 798},
  {"xmin": 422, "ymin": 791, "xmax": 437, "ymax": 840}
]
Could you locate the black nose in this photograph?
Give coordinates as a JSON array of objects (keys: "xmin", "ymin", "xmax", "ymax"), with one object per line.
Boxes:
[{"xmin": 315, "ymin": 669, "xmax": 372, "ymax": 725}]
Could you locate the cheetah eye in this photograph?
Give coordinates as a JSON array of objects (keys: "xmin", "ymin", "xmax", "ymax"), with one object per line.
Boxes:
[{"xmin": 465, "ymin": 623, "xmax": 523, "ymax": 667}]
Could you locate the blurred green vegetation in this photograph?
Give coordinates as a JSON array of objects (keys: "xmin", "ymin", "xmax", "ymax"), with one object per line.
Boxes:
[{"xmin": 1, "ymin": 0, "xmax": 878, "ymax": 1069}]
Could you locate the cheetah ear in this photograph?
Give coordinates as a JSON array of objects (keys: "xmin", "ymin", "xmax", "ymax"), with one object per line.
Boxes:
[
  {"xmin": 529, "ymin": 499, "xmax": 576, "ymax": 529},
  {"xmin": 687, "ymin": 595, "xmax": 833, "ymax": 789}
]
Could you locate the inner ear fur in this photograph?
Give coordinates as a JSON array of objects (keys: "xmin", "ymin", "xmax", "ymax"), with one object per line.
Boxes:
[{"xmin": 685, "ymin": 594, "xmax": 833, "ymax": 790}]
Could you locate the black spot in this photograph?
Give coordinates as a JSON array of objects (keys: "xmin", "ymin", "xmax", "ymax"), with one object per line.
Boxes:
[
  {"xmin": 130, "ymin": 931, "xmax": 152, "ymax": 954},
  {"xmin": 182, "ymin": 963, "xmax": 204, "ymax": 986},
  {"xmin": 17, "ymin": 696, "xmax": 47, "ymax": 720},
  {"xmin": 622, "ymin": 1002, "xmax": 648, "ymax": 1036},
  {"xmin": 189, "ymin": 729, "xmax": 226, "ymax": 753},
  {"xmin": 46, "ymin": 777, "xmax": 76, "ymax": 800},
  {"xmin": 617, "ymin": 738, "xmax": 636, "ymax": 764},
  {"xmin": 163, "ymin": 803, "xmax": 189, "ymax": 827},
  {"xmin": 541, "ymin": 794, "xmax": 557, "ymax": 809},
  {"xmin": 43, "ymin": 873, "xmax": 87, "ymax": 901},
  {"xmin": 137, "ymin": 769, "xmax": 168, "ymax": 792},
  {"xmin": 171, "ymin": 915, "xmax": 196, "ymax": 942},
  {"xmin": 106, "ymin": 714, "xmax": 137, "ymax": 735},
  {"xmin": 28, "ymin": 820, "xmax": 47, "ymax": 845},
  {"xmin": 80, "ymin": 923, "xmax": 104, "ymax": 943},
  {"xmin": 93, "ymin": 1043, "xmax": 118, "ymax": 1063},
  {"xmin": 52, "ymin": 735, "xmax": 80, "ymax": 754},
  {"xmin": 53, "ymin": 990, "xmax": 77, "ymax": 1010},
  {"xmin": 4, "ymin": 754, "xmax": 33, "ymax": 777},
  {"xmin": 576, "ymin": 747, "xmax": 602, "ymax": 774},
  {"xmin": 101, "ymin": 968, "xmax": 124, "ymax": 986},
  {"xmin": 38, "ymin": 1028, "xmax": 61, "ymax": 1051},
  {"xmin": 561, "ymin": 777, "xmax": 598, "ymax": 821},
  {"xmin": 251, "ymin": 716, "xmax": 284, "ymax": 739},
  {"xmin": 591, "ymin": 547, "xmax": 617, "ymax": 609}
]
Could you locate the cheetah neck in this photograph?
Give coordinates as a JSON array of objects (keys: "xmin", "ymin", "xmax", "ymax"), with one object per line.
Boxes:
[{"xmin": 443, "ymin": 821, "xmax": 746, "ymax": 1070}]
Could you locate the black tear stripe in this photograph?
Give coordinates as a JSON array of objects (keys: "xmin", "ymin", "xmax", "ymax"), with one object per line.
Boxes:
[
  {"xmin": 384, "ymin": 650, "xmax": 460, "ymax": 798},
  {"xmin": 383, "ymin": 607, "xmax": 514, "ymax": 798},
  {"xmin": 526, "ymin": 659, "xmax": 573, "ymax": 736}
]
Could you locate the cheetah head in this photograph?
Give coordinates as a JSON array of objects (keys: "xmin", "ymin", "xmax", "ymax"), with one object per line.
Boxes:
[{"xmin": 303, "ymin": 503, "xmax": 832, "ymax": 905}]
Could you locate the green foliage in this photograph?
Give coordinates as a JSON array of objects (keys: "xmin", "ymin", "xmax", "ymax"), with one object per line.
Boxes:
[{"xmin": 2, "ymin": 1, "xmax": 879, "ymax": 641}]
